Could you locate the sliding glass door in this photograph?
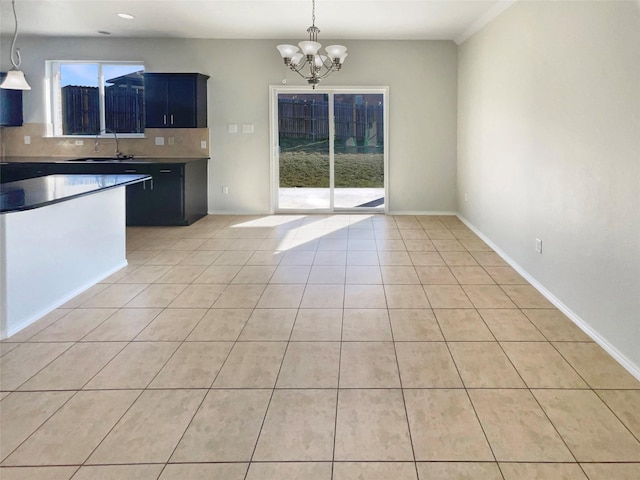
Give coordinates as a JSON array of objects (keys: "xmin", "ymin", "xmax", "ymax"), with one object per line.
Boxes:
[
  {"xmin": 272, "ymin": 88, "xmax": 387, "ymax": 212},
  {"xmin": 277, "ymin": 93, "xmax": 330, "ymax": 210},
  {"xmin": 333, "ymin": 93, "xmax": 385, "ymax": 209}
]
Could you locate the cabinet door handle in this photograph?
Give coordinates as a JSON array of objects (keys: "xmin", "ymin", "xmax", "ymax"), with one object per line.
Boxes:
[
  {"xmin": 159, "ymin": 169, "xmax": 171, "ymax": 173},
  {"xmin": 125, "ymin": 169, "xmax": 137, "ymax": 173},
  {"xmin": 163, "ymin": 114, "xmax": 167, "ymax": 125},
  {"xmin": 170, "ymin": 114, "xmax": 174, "ymax": 125}
]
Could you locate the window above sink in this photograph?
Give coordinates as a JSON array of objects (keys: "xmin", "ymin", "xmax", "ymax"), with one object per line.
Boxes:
[{"xmin": 46, "ymin": 61, "xmax": 145, "ymax": 138}]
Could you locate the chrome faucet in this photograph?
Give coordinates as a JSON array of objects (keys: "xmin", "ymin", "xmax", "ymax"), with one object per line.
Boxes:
[{"xmin": 94, "ymin": 128, "xmax": 123, "ymax": 158}]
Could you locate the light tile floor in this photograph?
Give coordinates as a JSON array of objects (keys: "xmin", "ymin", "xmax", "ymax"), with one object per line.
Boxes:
[{"xmin": 1, "ymin": 214, "xmax": 639, "ymax": 480}]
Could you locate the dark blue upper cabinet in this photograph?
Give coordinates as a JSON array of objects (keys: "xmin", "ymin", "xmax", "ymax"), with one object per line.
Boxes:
[
  {"xmin": 144, "ymin": 73, "xmax": 209, "ymax": 128},
  {"xmin": 0, "ymin": 72, "xmax": 24, "ymax": 127}
]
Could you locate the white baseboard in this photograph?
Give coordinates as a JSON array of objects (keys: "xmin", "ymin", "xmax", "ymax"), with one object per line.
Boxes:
[
  {"xmin": 207, "ymin": 210, "xmax": 461, "ymax": 217},
  {"xmin": 208, "ymin": 210, "xmax": 271, "ymax": 216},
  {"xmin": 387, "ymin": 210, "xmax": 459, "ymax": 216},
  {"xmin": 457, "ymin": 214, "xmax": 640, "ymax": 382}
]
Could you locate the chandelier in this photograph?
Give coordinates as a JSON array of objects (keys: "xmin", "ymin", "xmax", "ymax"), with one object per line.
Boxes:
[{"xmin": 276, "ymin": 0, "xmax": 347, "ymax": 88}]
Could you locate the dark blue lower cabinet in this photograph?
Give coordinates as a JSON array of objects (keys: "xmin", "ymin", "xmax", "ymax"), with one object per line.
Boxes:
[
  {"xmin": 124, "ymin": 160, "xmax": 208, "ymax": 226},
  {"xmin": 1, "ymin": 158, "xmax": 208, "ymax": 226}
]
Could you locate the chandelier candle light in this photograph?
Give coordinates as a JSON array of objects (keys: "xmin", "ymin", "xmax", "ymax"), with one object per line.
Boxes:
[
  {"xmin": 1, "ymin": 0, "xmax": 31, "ymax": 90},
  {"xmin": 276, "ymin": 0, "xmax": 347, "ymax": 88}
]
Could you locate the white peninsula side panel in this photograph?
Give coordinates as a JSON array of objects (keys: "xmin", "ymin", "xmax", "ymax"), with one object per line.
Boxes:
[{"xmin": 0, "ymin": 187, "xmax": 127, "ymax": 338}]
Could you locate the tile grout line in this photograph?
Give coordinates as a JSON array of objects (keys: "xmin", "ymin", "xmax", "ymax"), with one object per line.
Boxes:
[
  {"xmin": 156, "ymin": 302, "xmax": 245, "ymax": 479},
  {"xmin": 242, "ymin": 268, "xmax": 304, "ymax": 478},
  {"xmin": 484, "ymin": 315, "xmax": 588, "ymax": 470},
  {"xmin": 591, "ymin": 389, "xmax": 640, "ymax": 445},
  {"xmin": 73, "ymin": 387, "xmax": 147, "ymax": 469},
  {"xmin": 0, "ymin": 387, "xmax": 81, "ymax": 465},
  {"xmin": 547, "ymin": 337, "xmax": 640, "ymax": 449},
  {"xmin": 432, "ymin": 266, "xmax": 505, "ymax": 479},
  {"xmin": 385, "ymin": 285, "xmax": 421, "ymax": 478},
  {"xmin": 526, "ymin": 386, "xmax": 585, "ymax": 473},
  {"xmin": 440, "ymin": 219, "xmax": 511, "ymax": 480},
  {"xmin": 8, "ymin": 341, "xmax": 78, "ymax": 393},
  {"xmin": 330, "ymin": 282, "xmax": 345, "ymax": 480}
]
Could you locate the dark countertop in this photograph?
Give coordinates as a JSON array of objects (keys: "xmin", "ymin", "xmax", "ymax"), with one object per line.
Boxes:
[
  {"xmin": 1, "ymin": 174, "xmax": 151, "ymax": 213},
  {"xmin": 0, "ymin": 156, "xmax": 209, "ymax": 165}
]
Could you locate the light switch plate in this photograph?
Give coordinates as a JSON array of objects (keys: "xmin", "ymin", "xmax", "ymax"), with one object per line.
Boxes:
[
  {"xmin": 535, "ymin": 238, "xmax": 542, "ymax": 254},
  {"xmin": 241, "ymin": 124, "xmax": 254, "ymax": 134},
  {"xmin": 155, "ymin": 137, "xmax": 165, "ymax": 146},
  {"xmin": 228, "ymin": 124, "xmax": 238, "ymax": 134},
  {"xmin": 201, "ymin": 140, "xmax": 207, "ymax": 149}
]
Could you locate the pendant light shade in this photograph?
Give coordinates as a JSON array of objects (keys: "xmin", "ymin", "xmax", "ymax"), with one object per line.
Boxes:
[
  {"xmin": 276, "ymin": 44, "xmax": 299, "ymax": 60},
  {"xmin": 324, "ymin": 45, "xmax": 347, "ymax": 60},
  {"xmin": 0, "ymin": 69, "xmax": 31, "ymax": 90},
  {"xmin": 298, "ymin": 41, "xmax": 322, "ymax": 56}
]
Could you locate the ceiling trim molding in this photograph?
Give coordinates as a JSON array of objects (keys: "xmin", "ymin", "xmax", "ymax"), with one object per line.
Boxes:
[{"xmin": 454, "ymin": 0, "xmax": 517, "ymax": 45}]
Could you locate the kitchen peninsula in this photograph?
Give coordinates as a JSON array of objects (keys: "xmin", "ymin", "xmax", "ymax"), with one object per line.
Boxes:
[
  {"xmin": 0, "ymin": 173, "xmax": 150, "ymax": 339},
  {"xmin": 1, "ymin": 156, "xmax": 209, "ymax": 226}
]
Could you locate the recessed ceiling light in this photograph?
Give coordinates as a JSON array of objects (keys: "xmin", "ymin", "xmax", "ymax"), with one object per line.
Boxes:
[
  {"xmin": 98, "ymin": 31, "xmax": 111, "ymax": 35},
  {"xmin": 117, "ymin": 13, "xmax": 135, "ymax": 20}
]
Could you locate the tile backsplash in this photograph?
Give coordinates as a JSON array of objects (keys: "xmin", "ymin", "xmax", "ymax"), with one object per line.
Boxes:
[{"xmin": 0, "ymin": 124, "xmax": 209, "ymax": 158}]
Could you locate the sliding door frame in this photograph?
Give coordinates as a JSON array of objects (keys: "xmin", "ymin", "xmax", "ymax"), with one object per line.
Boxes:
[{"xmin": 269, "ymin": 85, "xmax": 389, "ymax": 214}]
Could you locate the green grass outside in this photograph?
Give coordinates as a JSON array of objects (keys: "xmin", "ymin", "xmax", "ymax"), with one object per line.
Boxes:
[{"xmin": 279, "ymin": 151, "xmax": 384, "ymax": 188}]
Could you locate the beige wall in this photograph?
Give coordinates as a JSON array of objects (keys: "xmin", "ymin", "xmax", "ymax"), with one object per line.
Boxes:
[
  {"xmin": 458, "ymin": 1, "xmax": 640, "ymax": 372},
  {"xmin": 0, "ymin": 37, "xmax": 458, "ymax": 214}
]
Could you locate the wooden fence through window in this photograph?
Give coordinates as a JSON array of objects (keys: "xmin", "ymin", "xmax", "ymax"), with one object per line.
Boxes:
[
  {"xmin": 61, "ymin": 85, "xmax": 144, "ymax": 135},
  {"xmin": 278, "ymin": 97, "xmax": 384, "ymax": 147}
]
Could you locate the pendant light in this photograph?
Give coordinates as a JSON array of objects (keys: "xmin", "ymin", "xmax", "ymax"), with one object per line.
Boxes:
[{"xmin": 1, "ymin": 0, "xmax": 31, "ymax": 90}]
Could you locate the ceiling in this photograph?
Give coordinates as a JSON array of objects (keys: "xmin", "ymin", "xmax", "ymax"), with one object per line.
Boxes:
[
  {"xmin": 0, "ymin": 0, "xmax": 514, "ymax": 44},
  {"xmin": 0, "ymin": 0, "xmax": 515, "ymax": 41}
]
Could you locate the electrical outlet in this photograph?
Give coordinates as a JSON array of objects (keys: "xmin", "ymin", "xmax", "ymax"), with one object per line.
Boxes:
[
  {"xmin": 535, "ymin": 238, "xmax": 542, "ymax": 254},
  {"xmin": 75, "ymin": 140, "xmax": 84, "ymax": 146},
  {"xmin": 167, "ymin": 137, "xmax": 175, "ymax": 145},
  {"xmin": 201, "ymin": 140, "xmax": 207, "ymax": 149},
  {"xmin": 155, "ymin": 137, "xmax": 165, "ymax": 146},
  {"xmin": 24, "ymin": 135, "xmax": 31, "ymax": 144}
]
